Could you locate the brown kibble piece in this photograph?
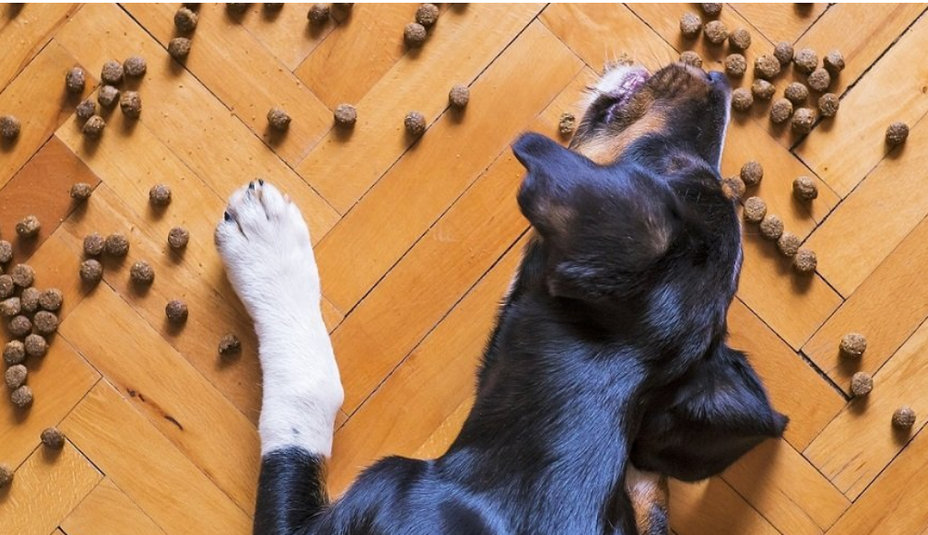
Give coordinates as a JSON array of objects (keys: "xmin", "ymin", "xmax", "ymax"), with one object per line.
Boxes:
[
  {"xmin": 850, "ymin": 372, "xmax": 873, "ymax": 397},
  {"xmin": 65, "ymin": 66, "xmax": 85, "ymax": 93},
  {"xmin": 784, "ymin": 82, "xmax": 808, "ymax": 104},
  {"xmin": 105, "ymin": 233, "xmax": 129, "ymax": 257},
  {"xmin": 818, "ymin": 93, "xmax": 839, "ymax": 118},
  {"xmin": 0, "ymin": 115, "xmax": 20, "ymax": 141},
  {"xmin": 701, "ymin": 3, "xmax": 722, "ymax": 17},
  {"xmin": 16, "ymin": 215, "xmax": 40, "ymax": 239},
  {"xmin": 120, "ymin": 91, "xmax": 141, "ymax": 119},
  {"xmin": 10, "ymin": 264, "xmax": 34, "ymax": 288},
  {"xmin": 448, "ymin": 85, "xmax": 469, "ymax": 109},
  {"xmin": 792, "ymin": 175, "xmax": 818, "ymax": 201},
  {"xmin": 558, "ymin": 112, "xmax": 575, "ymax": 136},
  {"xmin": 404, "ymin": 111, "xmax": 426, "ymax": 136},
  {"xmin": 0, "ymin": 297, "xmax": 20, "ymax": 318},
  {"xmin": 751, "ymin": 79, "xmax": 775, "ymax": 101},
  {"xmin": 8, "ymin": 315, "xmax": 31, "ymax": 338},
  {"xmin": 79, "ymin": 259, "xmax": 103, "ymax": 285},
  {"xmin": 76, "ymin": 99, "xmax": 96, "ymax": 122},
  {"xmin": 83, "ymin": 233, "xmax": 105, "ymax": 257},
  {"xmin": 823, "ymin": 50, "xmax": 845, "ymax": 74},
  {"xmin": 742, "ymin": 196, "xmax": 767, "ymax": 223},
  {"xmin": 101, "ymin": 60, "xmax": 124, "ymax": 85},
  {"xmin": 793, "ymin": 48, "xmax": 818, "ymax": 74},
  {"xmin": 0, "ymin": 241, "xmax": 11, "ymax": 264},
  {"xmin": 679, "ymin": 12, "xmax": 701, "ymax": 38},
  {"xmin": 334, "ymin": 103, "xmax": 357, "ymax": 127},
  {"xmin": 130, "ymin": 261, "xmax": 155, "ymax": 285},
  {"xmin": 98, "ymin": 85, "xmax": 119, "ymax": 109},
  {"xmin": 777, "ymin": 231, "xmax": 801, "ymax": 257},
  {"xmin": 728, "ymin": 27, "xmax": 751, "ymax": 50},
  {"xmin": 759, "ymin": 214, "xmax": 783, "ymax": 241},
  {"xmin": 38, "ymin": 289, "xmax": 63, "ymax": 311},
  {"xmin": 165, "ymin": 299, "xmax": 188, "ymax": 323},
  {"xmin": 149, "ymin": 184, "xmax": 172, "ymax": 207},
  {"xmin": 33, "ymin": 310, "xmax": 58, "ymax": 336},
  {"xmin": 267, "ymin": 107, "xmax": 290, "ymax": 131},
  {"xmin": 168, "ymin": 37, "xmax": 192, "ymax": 60},
  {"xmin": 0, "ymin": 275, "xmax": 12, "ymax": 299},
  {"xmin": 168, "ymin": 227, "xmax": 189, "ymax": 250},
  {"xmin": 174, "ymin": 7, "xmax": 198, "ymax": 33},
  {"xmin": 773, "ymin": 41, "xmax": 793, "ymax": 65},
  {"xmin": 5, "ymin": 364, "xmax": 26, "ymax": 389},
  {"xmin": 892, "ymin": 406, "xmax": 916, "ymax": 429},
  {"xmin": 724, "ymin": 54, "xmax": 746, "ymax": 77},
  {"xmin": 740, "ymin": 161, "xmax": 763, "ymax": 187},
  {"xmin": 226, "ymin": 3, "xmax": 248, "ymax": 15},
  {"xmin": 20, "ymin": 287, "xmax": 38, "ymax": 313},
  {"xmin": 404, "ymin": 22, "xmax": 427, "ymax": 47},
  {"xmin": 0, "ymin": 465, "xmax": 11, "ymax": 488},
  {"xmin": 792, "ymin": 248, "xmax": 817, "ymax": 273},
  {"xmin": 807, "ymin": 68, "xmax": 831, "ymax": 92},
  {"xmin": 754, "ymin": 54, "xmax": 781, "ymax": 79},
  {"xmin": 123, "ymin": 56, "xmax": 147, "ymax": 77},
  {"xmin": 791, "ymin": 107, "xmax": 815, "ymax": 134},
  {"xmin": 11, "ymin": 385, "xmax": 32, "ymax": 408},
  {"xmin": 219, "ymin": 333, "xmax": 242, "ymax": 357},
  {"xmin": 82, "ymin": 115, "xmax": 105, "ymax": 138},
  {"xmin": 41, "ymin": 427, "xmax": 65, "ymax": 449},
  {"xmin": 840, "ymin": 332, "xmax": 867, "ymax": 358},
  {"xmin": 731, "ymin": 88, "xmax": 753, "ymax": 112},
  {"xmin": 679, "ymin": 51, "xmax": 702, "ymax": 68},
  {"xmin": 721, "ymin": 176, "xmax": 746, "ymax": 201},
  {"xmin": 24, "ymin": 334, "xmax": 46, "ymax": 358},
  {"xmin": 703, "ymin": 20, "xmax": 728, "ymax": 45},
  {"xmin": 330, "ymin": 3, "xmax": 352, "ymax": 23},
  {"xmin": 70, "ymin": 182, "xmax": 93, "ymax": 201},
  {"xmin": 415, "ymin": 3, "xmax": 439, "ymax": 27},
  {"xmin": 308, "ymin": 3, "xmax": 329, "ymax": 23},
  {"xmin": 886, "ymin": 122, "xmax": 909, "ymax": 146},
  {"xmin": 3, "ymin": 340, "xmax": 25, "ymax": 366}
]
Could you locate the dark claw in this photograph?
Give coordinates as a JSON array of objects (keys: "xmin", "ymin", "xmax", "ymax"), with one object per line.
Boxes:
[
  {"xmin": 224, "ymin": 211, "xmax": 232, "ymax": 221},
  {"xmin": 248, "ymin": 181, "xmax": 255, "ymax": 190},
  {"xmin": 258, "ymin": 178, "xmax": 265, "ymax": 186}
]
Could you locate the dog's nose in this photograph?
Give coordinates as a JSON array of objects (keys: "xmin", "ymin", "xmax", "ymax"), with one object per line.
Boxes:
[{"xmin": 707, "ymin": 71, "xmax": 729, "ymax": 89}]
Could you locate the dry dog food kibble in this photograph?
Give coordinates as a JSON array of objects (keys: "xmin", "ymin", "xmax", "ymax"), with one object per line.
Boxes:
[
  {"xmin": 168, "ymin": 37, "xmax": 192, "ymax": 60},
  {"xmin": 0, "ymin": 465, "xmax": 12, "ymax": 488},
  {"xmin": 101, "ymin": 60, "xmax": 124, "ymax": 85},
  {"xmin": 679, "ymin": 51, "xmax": 702, "ymax": 68},
  {"xmin": 701, "ymin": 3, "xmax": 722, "ymax": 17},
  {"xmin": 773, "ymin": 41, "xmax": 794, "ymax": 66},
  {"xmin": 751, "ymin": 79, "xmax": 775, "ymax": 101},
  {"xmin": 174, "ymin": 6, "xmax": 198, "ymax": 33},
  {"xmin": 448, "ymin": 85, "xmax": 469, "ymax": 109},
  {"xmin": 679, "ymin": 12, "xmax": 701, "ymax": 38},
  {"xmin": 405, "ymin": 111, "xmax": 427, "ymax": 136},
  {"xmin": 218, "ymin": 333, "xmax": 242, "ymax": 357},
  {"xmin": 818, "ymin": 93, "xmax": 839, "ymax": 118},
  {"xmin": 308, "ymin": 3, "xmax": 329, "ymax": 23},
  {"xmin": 5, "ymin": 364, "xmax": 26, "ymax": 390},
  {"xmin": 0, "ymin": 275, "xmax": 12, "ymax": 299},
  {"xmin": 753, "ymin": 54, "xmax": 781, "ymax": 79},
  {"xmin": 892, "ymin": 406, "xmax": 916, "ymax": 429},
  {"xmin": 82, "ymin": 115, "xmax": 105, "ymax": 138},
  {"xmin": 793, "ymin": 48, "xmax": 818, "ymax": 74},
  {"xmin": 823, "ymin": 50, "xmax": 845, "ymax": 74},
  {"xmin": 226, "ymin": 3, "xmax": 248, "ymax": 15},
  {"xmin": 558, "ymin": 112, "xmax": 576, "ymax": 136},
  {"xmin": 792, "ymin": 175, "xmax": 818, "ymax": 201},
  {"xmin": 130, "ymin": 261, "xmax": 155, "ymax": 285},
  {"xmin": 886, "ymin": 122, "xmax": 909, "ymax": 146},
  {"xmin": 11, "ymin": 385, "xmax": 32, "ymax": 408},
  {"xmin": 740, "ymin": 161, "xmax": 763, "ymax": 186},
  {"xmin": 742, "ymin": 196, "xmax": 767, "ymax": 223},
  {"xmin": 8, "ymin": 315, "xmax": 31, "ymax": 338},
  {"xmin": 0, "ymin": 297, "xmax": 20, "ymax": 317},
  {"xmin": 20, "ymin": 287, "xmax": 39, "ymax": 313},
  {"xmin": 0, "ymin": 241, "xmax": 11, "ymax": 264},
  {"xmin": 334, "ymin": 103, "xmax": 357, "ymax": 127},
  {"xmin": 404, "ymin": 22, "xmax": 427, "ymax": 47},
  {"xmin": 168, "ymin": 227, "xmax": 189, "ymax": 250},
  {"xmin": 792, "ymin": 248, "xmax": 817, "ymax": 273},
  {"xmin": 267, "ymin": 107, "xmax": 291, "ymax": 131},
  {"xmin": 330, "ymin": 3, "xmax": 352, "ymax": 23},
  {"xmin": 415, "ymin": 3, "xmax": 439, "ymax": 28},
  {"xmin": 41, "ymin": 427, "xmax": 65, "ymax": 449},
  {"xmin": 724, "ymin": 54, "xmax": 747, "ymax": 77},
  {"xmin": 0, "ymin": 115, "xmax": 20, "ymax": 141},
  {"xmin": 728, "ymin": 27, "xmax": 751, "ymax": 50},
  {"xmin": 777, "ymin": 231, "xmax": 801, "ymax": 257},
  {"xmin": 149, "ymin": 184, "xmax": 172, "ymax": 207},
  {"xmin": 759, "ymin": 214, "xmax": 783, "ymax": 241},
  {"xmin": 850, "ymin": 372, "xmax": 873, "ymax": 397},
  {"xmin": 123, "ymin": 56, "xmax": 147, "ymax": 78},
  {"xmin": 79, "ymin": 259, "xmax": 103, "ymax": 284},
  {"xmin": 10, "ymin": 264, "xmax": 34, "ymax": 288},
  {"xmin": 76, "ymin": 99, "xmax": 96, "ymax": 122},
  {"xmin": 65, "ymin": 66, "xmax": 85, "ymax": 93},
  {"xmin": 70, "ymin": 182, "xmax": 93, "ymax": 202},
  {"xmin": 840, "ymin": 332, "xmax": 867, "ymax": 358},
  {"xmin": 165, "ymin": 299, "xmax": 188, "ymax": 323},
  {"xmin": 120, "ymin": 91, "xmax": 142, "ymax": 119},
  {"xmin": 721, "ymin": 176, "xmax": 746, "ymax": 201},
  {"xmin": 24, "ymin": 334, "xmax": 46, "ymax": 358},
  {"xmin": 83, "ymin": 233, "xmax": 105, "ymax": 257},
  {"xmin": 731, "ymin": 88, "xmax": 753, "ymax": 112},
  {"xmin": 4, "ymin": 340, "xmax": 25, "ymax": 366},
  {"xmin": 105, "ymin": 233, "xmax": 129, "ymax": 257},
  {"xmin": 98, "ymin": 85, "xmax": 119, "ymax": 109},
  {"xmin": 39, "ymin": 289, "xmax": 63, "ymax": 311},
  {"xmin": 33, "ymin": 310, "xmax": 58, "ymax": 336},
  {"xmin": 791, "ymin": 107, "xmax": 815, "ymax": 134},
  {"xmin": 807, "ymin": 68, "xmax": 831, "ymax": 92},
  {"xmin": 16, "ymin": 216, "xmax": 40, "ymax": 239},
  {"xmin": 703, "ymin": 20, "xmax": 728, "ymax": 45},
  {"xmin": 784, "ymin": 82, "xmax": 809, "ymax": 104}
]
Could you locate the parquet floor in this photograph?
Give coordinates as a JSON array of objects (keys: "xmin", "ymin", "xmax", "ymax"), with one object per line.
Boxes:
[{"xmin": 1, "ymin": 3, "xmax": 928, "ymax": 534}]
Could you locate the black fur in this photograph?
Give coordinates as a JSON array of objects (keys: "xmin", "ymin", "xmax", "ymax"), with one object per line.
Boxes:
[{"xmin": 253, "ymin": 64, "xmax": 786, "ymax": 535}]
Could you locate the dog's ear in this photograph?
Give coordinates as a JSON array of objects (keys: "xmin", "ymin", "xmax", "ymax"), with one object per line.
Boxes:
[{"xmin": 631, "ymin": 344, "xmax": 788, "ymax": 482}]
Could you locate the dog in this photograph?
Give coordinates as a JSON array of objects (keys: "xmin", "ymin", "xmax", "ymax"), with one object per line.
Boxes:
[{"xmin": 215, "ymin": 62, "xmax": 787, "ymax": 535}]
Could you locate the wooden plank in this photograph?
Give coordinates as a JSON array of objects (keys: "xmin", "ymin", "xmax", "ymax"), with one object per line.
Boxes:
[
  {"xmin": 296, "ymin": 3, "xmax": 544, "ymax": 213},
  {"xmin": 123, "ymin": 3, "xmax": 332, "ymax": 167},
  {"xmin": 315, "ymin": 20, "xmax": 581, "ymax": 312},
  {"xmin": 243, "ymin": 3, "xmax": 335, "ymax": 71},
  {"xmin": 0, "ymin": 441, "xmax": 101, "ymax": 535},
  {"xmin": 796, "ymin": 13, "xmax": 928, "ymax": 196},
  {"xmin": 412, "ymin": 394, "xmax": 475, "ymax": 459},
  {"xmin": 0, "ymin": 136, "xmax": 100, "ymax": 261},
  {"xmin": 60, "ymin": 382, "xmax": 253, "ymax": 534},
  {"xmin": 0, "ymin": 3, "xmax": 79, "ymax": 88},
  {"xmin": 330, "ymin": 235, "xmax": 527, "ymax": 493},
  {"xmin": 61, "ymin": 478, "xmax": 166, "ymax": 535},
  {"xmin": 294, "ymin": 3, "xmax": 420, "ymax": 109},
  {"xmin": 803, "ymin": 215, "xmax": 928, "ymax": 389},
  {"xmin": 0, "ymin": 334, "xmax": 99, "ymax": 468},
  {"xmin": 723, "ymin": 439, "xmax": 849, "ymax": 534},
  {"xmin": 805, "ymin": 319, "xmax": 928, "ymax": 500},
  {"xmin": 670, "ymin": 477, "xmax": 780, "ymax": 535},
  {"xmin": 727, "ymin": 299, "xmax": 844, "ymax": 451},
  {"xmin": 52, "ymin": 4, "xmax": 340, "ymax": 241},
  {"xmin": 59, "ymin": 282, "xmax": 261, "ymax": 514},
  {"xmin": 0, "ymin": 39, "xmax": 93, "ymax": 189},
  {"xmin": 731, "ymin": 3, "xmax": 828, "ymax": 45},
  {"xmin": 804, "ymin": 112, "xmax": 928, "ymax": 296}
]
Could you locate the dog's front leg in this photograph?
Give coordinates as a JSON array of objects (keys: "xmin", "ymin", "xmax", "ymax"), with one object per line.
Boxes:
[{"xmin": 216, "ymin": 181, "xmax": 343, "ymax": 535}]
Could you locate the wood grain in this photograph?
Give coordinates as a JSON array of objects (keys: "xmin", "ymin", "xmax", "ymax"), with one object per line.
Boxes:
[{"xmin": 61, "ymin": 478, "xmax": 167, "ymax": 535}]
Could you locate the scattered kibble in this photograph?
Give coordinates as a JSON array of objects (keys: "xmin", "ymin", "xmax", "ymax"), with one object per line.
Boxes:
[
  {"xmin": 558, "ymin": 112, "xmax": 576, "ymax": 136},
  {"xmin": 104, "ymin": 233, "xmax": 129, "ymax": 257},
  {"xmin": 8, "ymin": 315, "xmax": 31, "ymax": 339},
  {"xmin": 101, "ymin": 60, "xmax": 124, "ymax": 85},
  {"xmin": 404, "ymin": 22, "xmax": 427, "ymax": 47},
  {"xmin": 751, "ymin": 79, "xmax": 775, "ymax": 100},
  {"xmin": 11, "ymin": 385, "xmax": 33, "ymax": 408},
  {"xmin": 0, "ymin": 275, "xmax": 12, "ymax": 299},
  {"xmin": 267, "ymin": 107, "xmax": 291, "ymax": 131},
  {"xmin": 168, "ymin": 37, "xmax": 192, "ymax": 60},
  {"xmin": 130, "ymin": 261, "xmax": 155, "ymax": 285},
  {"xmin": 75, "ymin": 98, "xmax": 96, "ymax": 122},
  {"xmin": 149, "ymin": 184, "xmax": 172, "ymax": 207},
  {"xmin": 728, "ymin": 27, "xmax": 751, "ymax": 50},
  {"xmin": 307, "ymin": 3, "xmax": 329, "ymax": 23},
  {"xmin": 818, "ymin": 93, "xmax": 839, "ymax": 118},
  {"xmin": 743, "ymin": 196, "xmax": 767, "ymax": 223},
  {"xmin": 823, "ymin": 50, "xmax": 845, "ymax": 74},
  {"xmin": 65, "ymin": 66, "xmax": 86, "ymax": 94},
  {"xmin": 740, "ymin": 161, "xmax": 763, "ymax": 186},
  {"xmin": 0, "ymin": 241, "xmax": 11, "ymax": 264},
  {"xmin": 24, "ymin": 334, "xmax": 46, "ymax": 358},
  {"xmin": 226, "ymin": 3, "xmax": 248, "ymax": 15},
  {"xmin": 892, "ymin": 406, "xmax": 916, "ymax": 429},
  {"xmin": 165, "ymin": 299, "xmax": 189, "ymax": 323},
  {"xmin": 840, "ymin": 332, "xmax": 867, "ymax": 358},
  {"xmin": 264, "ymin": 3, "xmax": 284, "ymax": 11},
  {"xmin": 886, "ymin": 122, "xmax": 909, "ymax": 147},
  {"xmin": 792, "ymin": 248, "xmax": 817, "ymax": 273},
  {"xmin": 79, "ymin": 259, "xmax": 103, "ymax": 285},
  {"xmin": 38, "ymin": 289, "xmax": 63, "ymax": 311},
  {"xmin": 679, "ymin": 12, "xmax": 702, "ymax": 38},
  {"xmin": 40, "ymin": 427, "xmax": 65, "ymax": 450},
  {"xmin": 10, "ymin": 264, "xmax": 34, "ymax": 288},
  {"xmin": 83, "ymin": 233, "xmax": 105, "ymax": 257},
  {"xmin": 679, "ymin": 50, "xmax": 702, "ymax": 68},
  {"xmin": 120, "ymin": 91, "xmax": 142, "ymax": 119},
  {"xmin": 123, "ymin": 56, "xmax": 147, "ymax": 78},
  {"xmin": 70, "ymin": 182, "xmax": 93, "ymax": 202},
  {"xmin": 791, "ymin": 107, "xmax": 815, "ymax": 134},
  {"xmin": 0, "ymin": 115, "xmax": 20, "ymax": 141},
  {"xmin": 0, "ymin": 465, "xmax": 12, "ymax": 488},
  {"xmin": 773, "ymin": 41, "xmax": 793, "ymax": 66},
  {"xmin": 32, "ymin": 310, "xmax": 58, "ymax": 336},
  {"xmin": 415, "ymin": 3, "xmax": 439, "ymax": 28},
  {"xmin": 807, "ymin": 68, "xmax": 831, "ymax": 92},
  {"xmin": 721, "ymin": 176, "xmax": 746, "ymax": 201},
  {"xmin": 4, "ymin": 364, "xmax": 26, "ymax": 390},
  {"xmin": 724, "ymin": 54, "xmax": 746, "ymax": 77},
  {"xmin": 330, "ymin": 3, "xmax": 352, "ymax": 23},
  {"xmin": 448, "ymin": 85, "xmax": 469, "ymax": 109},
  {"xmin": 754, "ymin": 54, "xmax": 781, "ymax": 79},
  {"xmin": 82, "ymin": 115, "xmax": 105, "ymax": 138},
  {"xmin": 792, "ymin": 175, "xmax": 818, "ymax": 201},
  {"xmin": 0, "ymin": 297, "xmax": 20, "ymax": 317},
  {"xmin": 218, "ymin": 333, "xmax": 242, "ymax": 357},
  {"xmin": 20, "ymin": 287, "xmax": 38, "ymax": 313},
  {"xmin": 168, "ymin": 227, "xmax": 189, "ymax": 250},
  {"xmin": 174, "ymin": 6, "xmax": 198, "ymax": 33},
  {"xmin": 404, "ymin": 111, "xmax": 426, "ymax": 136},
  {"xmin": 759, "ymin": 214, "xmax": 783, "ymax": 241},
  {"xmin": 850, "ymin": 372, "xmax": 873, "ymax": 397},
  {"xmin": 703, "ymin": 20, "xmax": 728, "ymax": 45},
  {"xmin": 15, "ymin": 216, "xmax": 40, "ymax": 239},
  {"xmin": 3, "ymin": 340, "xmax": 25, "ymax": 366},
  {"xmin": 784, "ymin": 82, "xmax": 809, "ymax": 104},
  {"xmin": 731, "ymin": 88, "xmax": 753, "ymax": 112},
  {"xmin": 98, "ymin": 85, "xmax": 119, "ymax": 109},
  {"xmin": 777, "ymin": 231, "xmax": 801, "ymax": 257},
  {"xmin": 334, "ymin": 103, "xmax": 357, "ymax": 127},
  {"xmin": 701, "ymin": 3, "xmax": 722, "ymax": 17},
  {"xmin": 793, "ymin": 48, "xmax": 818, "ymax": 74}
]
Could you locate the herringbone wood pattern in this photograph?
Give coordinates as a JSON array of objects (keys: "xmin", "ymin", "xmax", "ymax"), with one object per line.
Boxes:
[{"xmin": 1, "ymin": 3, "xmax": 927, "ymax": 534}]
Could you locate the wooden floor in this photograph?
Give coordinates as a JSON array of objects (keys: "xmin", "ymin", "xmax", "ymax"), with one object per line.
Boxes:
[{"xmin": 2, "ymin": 3, "xmax": 928, "ymax": 533}]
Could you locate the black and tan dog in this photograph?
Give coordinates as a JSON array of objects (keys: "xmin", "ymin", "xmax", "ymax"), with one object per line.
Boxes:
[{"xmin": 215, "ymin": 62, "xmax": 787, "ymax": 535}]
